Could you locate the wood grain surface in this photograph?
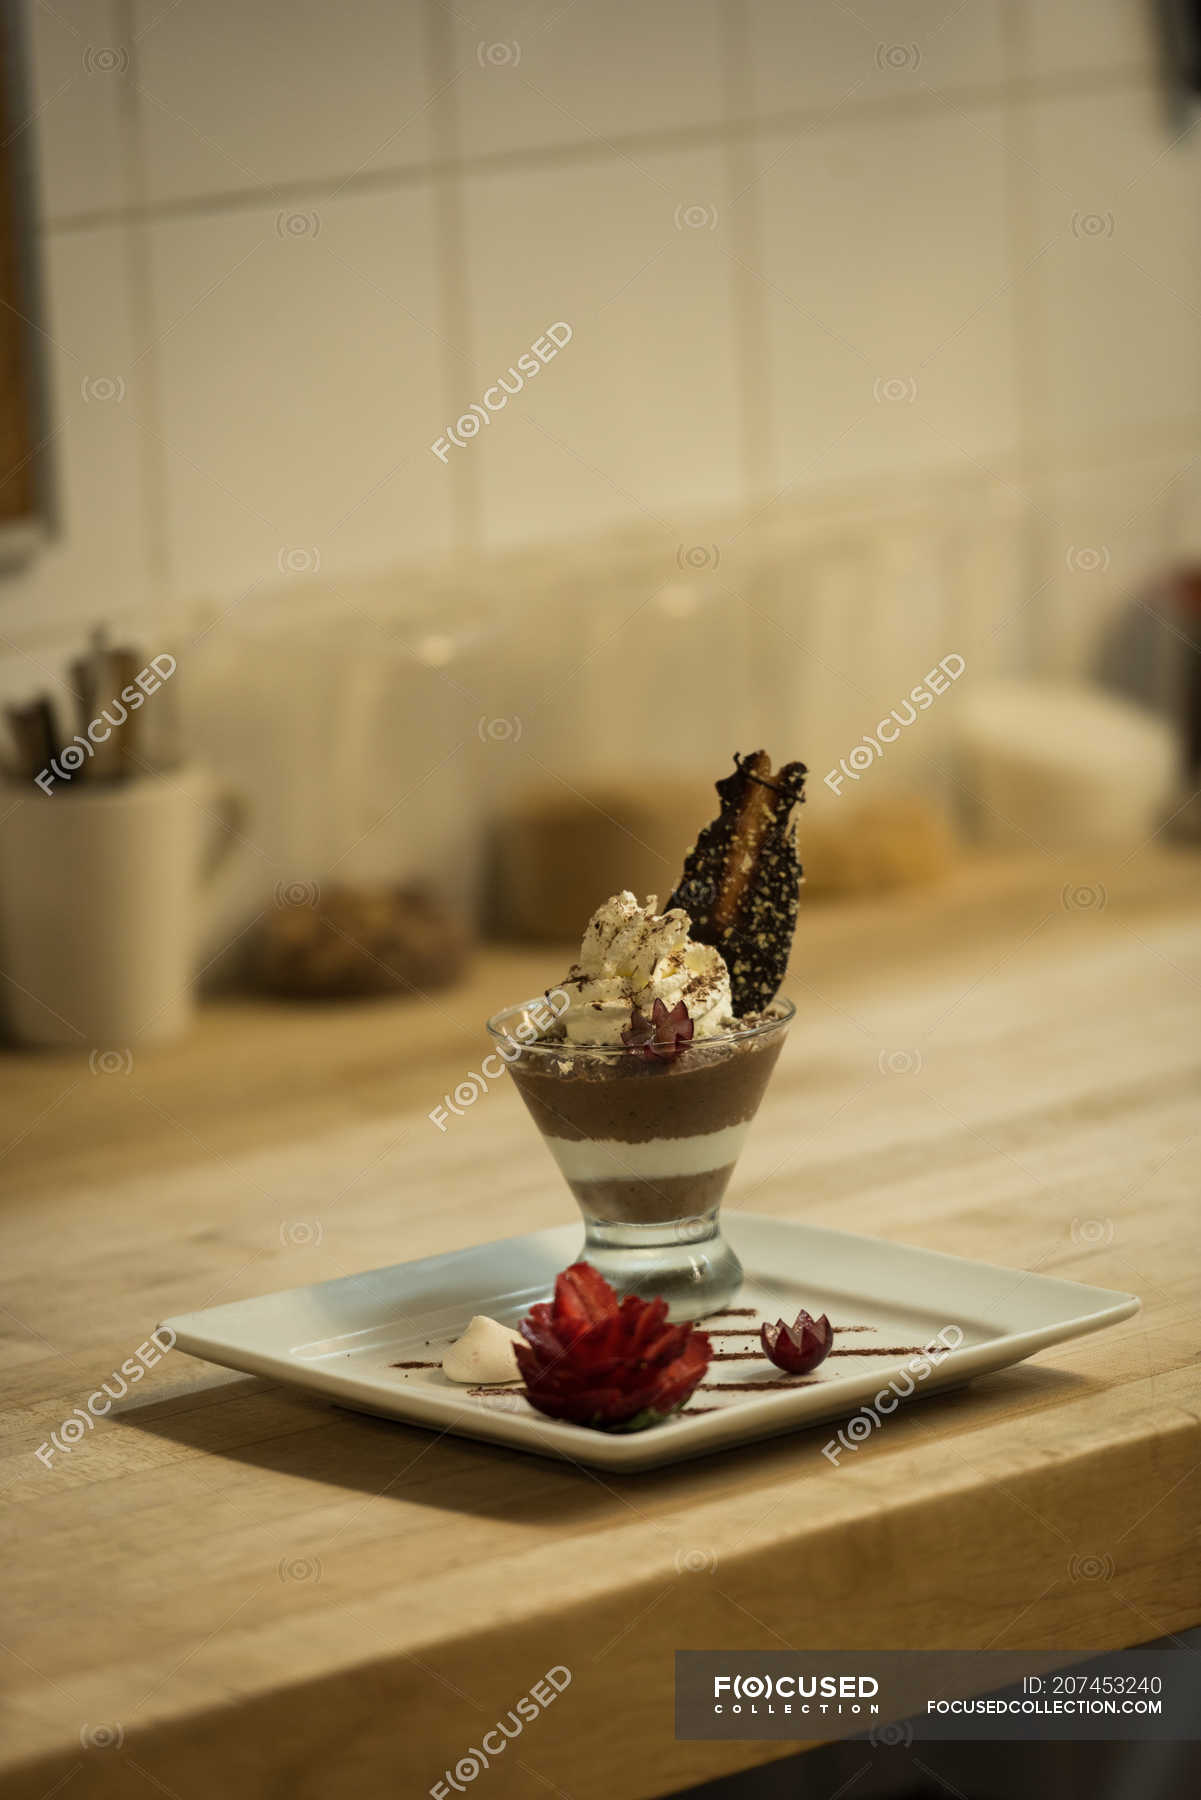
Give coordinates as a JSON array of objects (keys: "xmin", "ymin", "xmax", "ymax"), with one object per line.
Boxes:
[{"xmin": 1, "ymin": 851, "xmax": 1199, "ymax": 1799}]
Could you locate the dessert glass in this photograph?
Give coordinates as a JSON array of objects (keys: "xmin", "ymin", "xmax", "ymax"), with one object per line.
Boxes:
[{"xmin": 487, "ymin": 998, "xmax": 794, "ymax": 1320}]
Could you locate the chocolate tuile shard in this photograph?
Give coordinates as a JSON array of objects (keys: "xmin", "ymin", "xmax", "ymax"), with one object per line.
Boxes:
[{"xmin": 667, "ymin": 750, "xmax": 807, "ymax": 1014}]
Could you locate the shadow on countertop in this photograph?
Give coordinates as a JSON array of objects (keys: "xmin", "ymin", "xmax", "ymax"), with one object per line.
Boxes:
[{"xmin": 117, "ymin": 1356, "xmax": 1088, "ymax": 1522}]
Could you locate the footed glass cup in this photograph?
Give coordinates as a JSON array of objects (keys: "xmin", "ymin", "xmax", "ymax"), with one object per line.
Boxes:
[{"xmin": 487, "ymin": 999, "xmax": 794, "ymax": 1321}]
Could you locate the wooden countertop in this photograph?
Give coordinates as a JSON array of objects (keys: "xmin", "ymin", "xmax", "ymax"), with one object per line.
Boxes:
[{"xmin": 2, "ymin": 851, "xmax": 1200, "ymax": 1799}]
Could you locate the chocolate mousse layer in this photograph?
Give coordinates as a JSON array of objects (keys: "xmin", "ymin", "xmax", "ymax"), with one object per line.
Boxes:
[
  {"xmin": 508, "ymin": 1030, "xmax": 783, "ymax": 1225},
  {"xmin": 570, "ymin": 1165, "xmax": 737, "ymax": 1225},
  {"xmin": 509, "ymin": 1032, "xmax": 782, "ymax": 1142}
]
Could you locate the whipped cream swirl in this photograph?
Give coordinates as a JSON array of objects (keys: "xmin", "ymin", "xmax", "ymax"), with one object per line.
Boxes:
[{"xmin": 558, "ymin": 891, "xmax": 735, "ymax": 1046}]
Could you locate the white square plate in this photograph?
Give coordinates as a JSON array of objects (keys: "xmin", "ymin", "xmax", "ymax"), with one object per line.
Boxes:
[{"xmin": 161, "ymin": 1216, "xmax": 1139, "ymax": 1472}]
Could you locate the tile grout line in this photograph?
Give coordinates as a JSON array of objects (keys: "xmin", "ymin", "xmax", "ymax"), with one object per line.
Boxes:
[
  {"xmin": 112, "ymin": 0, "xmax": 172, "ymax": 615},
  {"xmin": 720, "ymin": 0, "xmax": 773, "ymax": 514},
  {"xmin": 1004, "ymin": 0, "xmax": 1051, "ymax": 681},
  {"xmin": 38, "ymin": 65, "xmax": 1161, "ymax": 239},
  {"xmin": 424, "ymin": 0, "xmax": 481, "ymax": 555},
  {"xmin": 720, "ymin": 0, "xmax": 771, "ymax": 749}
]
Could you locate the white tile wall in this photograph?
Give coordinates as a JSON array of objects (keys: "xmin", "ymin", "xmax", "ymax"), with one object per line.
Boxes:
[
  {"xmin": 448, "ymin": 0, "xmax": 727, "ymax": 158},
  {"xmin": 5, "ymin": 226, "xmax": 153, "ymax": 639},
  {"xmin": 147, "ymin": 184, "xmax": 452, "ymax": 596},
  {"xmin": 460, "ymin": 147, "xmax": 742, "ymax": 548},
  {"xmin": 1028, "ymin": 85, "xmax": 1201, "ymax": 451},
  {"xmin": 753, "ymin": 103, "xmax": 1018, "ymax": 494},
  {"xmin": 25, "ymin": 0, "xmax": 129, "ymax": 221},
  {"xmin": 1024, "ymin": 0, "xmax": 1155, "ymax": 80},
  {"xmin": 133, "ymin": 0, "xmax": 432, "ymax": 203},
  {"xmin": 4, "ymin": 0, "xmax": 1200, "ymax": 710},
  {"xmin": 744, "ymin": 0, "xmax": 1008, "ymax": 117}
]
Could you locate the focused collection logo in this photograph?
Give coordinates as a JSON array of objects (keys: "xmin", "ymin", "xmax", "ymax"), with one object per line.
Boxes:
[{"xmin": 712, "ymin": 1672, "xmax": 879, "ymax": 1716}]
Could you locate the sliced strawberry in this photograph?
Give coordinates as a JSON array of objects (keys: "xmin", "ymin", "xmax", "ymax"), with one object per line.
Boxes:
[{"xmin": 516, "ymin": 1262, "xmax": 711, "ymax": 1431}]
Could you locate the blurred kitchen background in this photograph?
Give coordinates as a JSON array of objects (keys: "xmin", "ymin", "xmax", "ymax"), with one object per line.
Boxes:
[{"xmin": 0, "ymin": 0, "xmax": 1199, "ymax": 1042}]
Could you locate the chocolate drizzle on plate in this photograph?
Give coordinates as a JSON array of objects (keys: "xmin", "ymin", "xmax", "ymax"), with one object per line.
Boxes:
[
  {"xmin": 393, "ymin": 1315, "xmax": 958, "ymax": 1426},
  {"xmin": 710, "ymin": 1343, "xmax": 929, "ymax": 1362},
  {"xmin": 704, "ymin": 1322, "xmax": 875, "ymax": 1336},
  {"xmin": 698, "ymin": 1378, "xmax": 820, "ymax": 1392}
]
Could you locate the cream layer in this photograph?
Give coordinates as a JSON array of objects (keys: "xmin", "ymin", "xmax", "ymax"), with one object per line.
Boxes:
[{"xmin": 541, "ymin": 1121, "xmax": 749, "ymax": 1183}]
